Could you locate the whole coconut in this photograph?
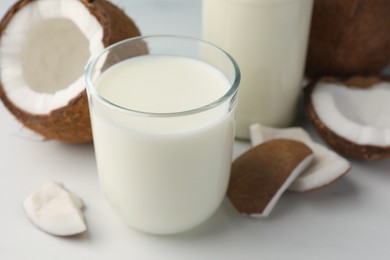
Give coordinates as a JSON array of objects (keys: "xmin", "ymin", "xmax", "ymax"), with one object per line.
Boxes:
[{"xmin": 305, "ymin": 0, "xmax": 390, "ymax": 77}]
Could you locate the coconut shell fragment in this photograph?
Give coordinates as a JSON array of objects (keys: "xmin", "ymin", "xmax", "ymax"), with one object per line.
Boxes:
[
  {"xmin": 227, "ymin": 139, "xmax": 314, "ymax": 217},
  {"xmin": 305, "ymin": 76, "xmax": 390, "ymax": 160},
  {"xmin": 249, "ymin": 123, "xmax": 351, "ymax": 192},
  {"xmin": 0, "ymin": 0, "xmax": 141, "ymax": 143}
]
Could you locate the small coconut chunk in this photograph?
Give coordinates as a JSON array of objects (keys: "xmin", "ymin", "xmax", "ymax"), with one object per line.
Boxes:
[
  {"xmin": 306, "ymin": 76, "xmax": 390, "ymax": 160},
  {"xmin": 250, "ymin": 123, "xmax": 351, "ymax": 192},
  {"xmin": 228, "ymin": 139, "xmax": 313, "ymax": 217},
  {"xmin": 23, "ymin": 182, "xmax": 86, "ymax": 236}
]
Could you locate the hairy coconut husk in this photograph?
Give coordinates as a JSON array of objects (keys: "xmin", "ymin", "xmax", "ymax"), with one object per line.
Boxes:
[
  {"xmin": 0, "ymin": 0, "xmax": 141, "ymax": 143},
  {"xmin": 305, "ymin": 0, "xmax": 390, "ymax": 77}
]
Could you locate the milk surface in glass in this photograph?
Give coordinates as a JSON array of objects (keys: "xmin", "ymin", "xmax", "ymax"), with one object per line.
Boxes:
[
  {"xmin": 203, "ymin": 0, "xmax": 313, "ymax": 139},
  {"xmin": 89, "ymin": 55, "xmax": 236, "ymax": 234}
]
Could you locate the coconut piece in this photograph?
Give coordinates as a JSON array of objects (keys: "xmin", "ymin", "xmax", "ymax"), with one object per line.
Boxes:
[
  {"xmin": 250, "ymin": 123, "xmax": 351, "ymax": 192},
  {"xmin": 306, "ymin": 0, "xmax": 390, "ymax": 77},
  {"xmin": 0, "ymin": 0, "xmax": 141, "ymax": 143},
  {"xmin": 250, "ymin": 124, "xmax": 312, "ymax": 146},
  {"xmin": 306, "ymin": 76, "xmax": 390, "ymax": 160},
  {"xmin": 23, "ymin": 182, "xmax": 86, "ymax": 236},
  {"xmin": 227, "ymin": 139, "xmax": 313, "ymax": 217}
]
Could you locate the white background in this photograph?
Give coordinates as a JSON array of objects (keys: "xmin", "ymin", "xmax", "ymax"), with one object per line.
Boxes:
[{"xmin": 1, "ymin": 0, "xmax": 390, "ymax": 259}]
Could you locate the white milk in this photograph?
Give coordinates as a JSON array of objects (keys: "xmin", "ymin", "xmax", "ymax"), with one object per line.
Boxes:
[
  {"xmin": 89, "ymin": 55, "xmax": 235, "ymax": 234},
  {"xmin": 203, "ymin": 0, "xmax": 313, "ymax": 139}
]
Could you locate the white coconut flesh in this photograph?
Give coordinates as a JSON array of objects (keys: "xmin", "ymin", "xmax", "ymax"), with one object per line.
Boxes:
[
  {"xmin": 23, "ymin": 182, "xmax": 87, "ymax": 236},
  {"xmin": 312, "ymin": 82, "xmax": 390, "ymax": 146},
  {"xmin": 0, "ymin": 0, "xmax": 104, "ymax": 115}
]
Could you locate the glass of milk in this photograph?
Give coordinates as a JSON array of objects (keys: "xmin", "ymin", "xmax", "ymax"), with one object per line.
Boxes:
[
  {"xmin": 85, "ymin": 35, "xmax": 240, "ymax": 235},
  {"xmin": 203, "ymin": 0, "xmax": 313, "ymax": 139}
]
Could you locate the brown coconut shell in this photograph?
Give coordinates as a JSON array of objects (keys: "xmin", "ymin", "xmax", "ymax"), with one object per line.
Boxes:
[
  {"xmin": 0, "ymin": 0, "xmax": 141, "ymax": 143},
  {"xmin": 305, "ymin": 0, "xmax": 390, "ymax": 77},
  {"xmin": 305, "ymin": 76, "xmax": 390, "ymax": 160}
]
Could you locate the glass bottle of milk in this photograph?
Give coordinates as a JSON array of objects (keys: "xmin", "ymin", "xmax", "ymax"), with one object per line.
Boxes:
[{"xmin": 203, "ymin": 0, "xmax": 313, "ymax": 139}]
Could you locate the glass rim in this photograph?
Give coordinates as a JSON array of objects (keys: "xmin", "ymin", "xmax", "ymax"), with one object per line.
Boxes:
[{"xmin": 85, "ymin": 35, "xmax": 240, "ymax": 118}]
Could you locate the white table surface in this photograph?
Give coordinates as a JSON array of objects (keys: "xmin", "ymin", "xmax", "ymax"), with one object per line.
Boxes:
[{"xmin": 1, "ymin": 0, "xmax": 390, "ymax": 259}]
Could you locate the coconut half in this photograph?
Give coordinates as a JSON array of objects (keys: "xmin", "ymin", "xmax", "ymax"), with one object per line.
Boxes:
[
  {"xmin": 0, "ymin": 0, "xmax": 141, "ymax": 143},
  {"xmin": 306, "ymin": 76, "xmax": 390, "ymax": 160}
]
